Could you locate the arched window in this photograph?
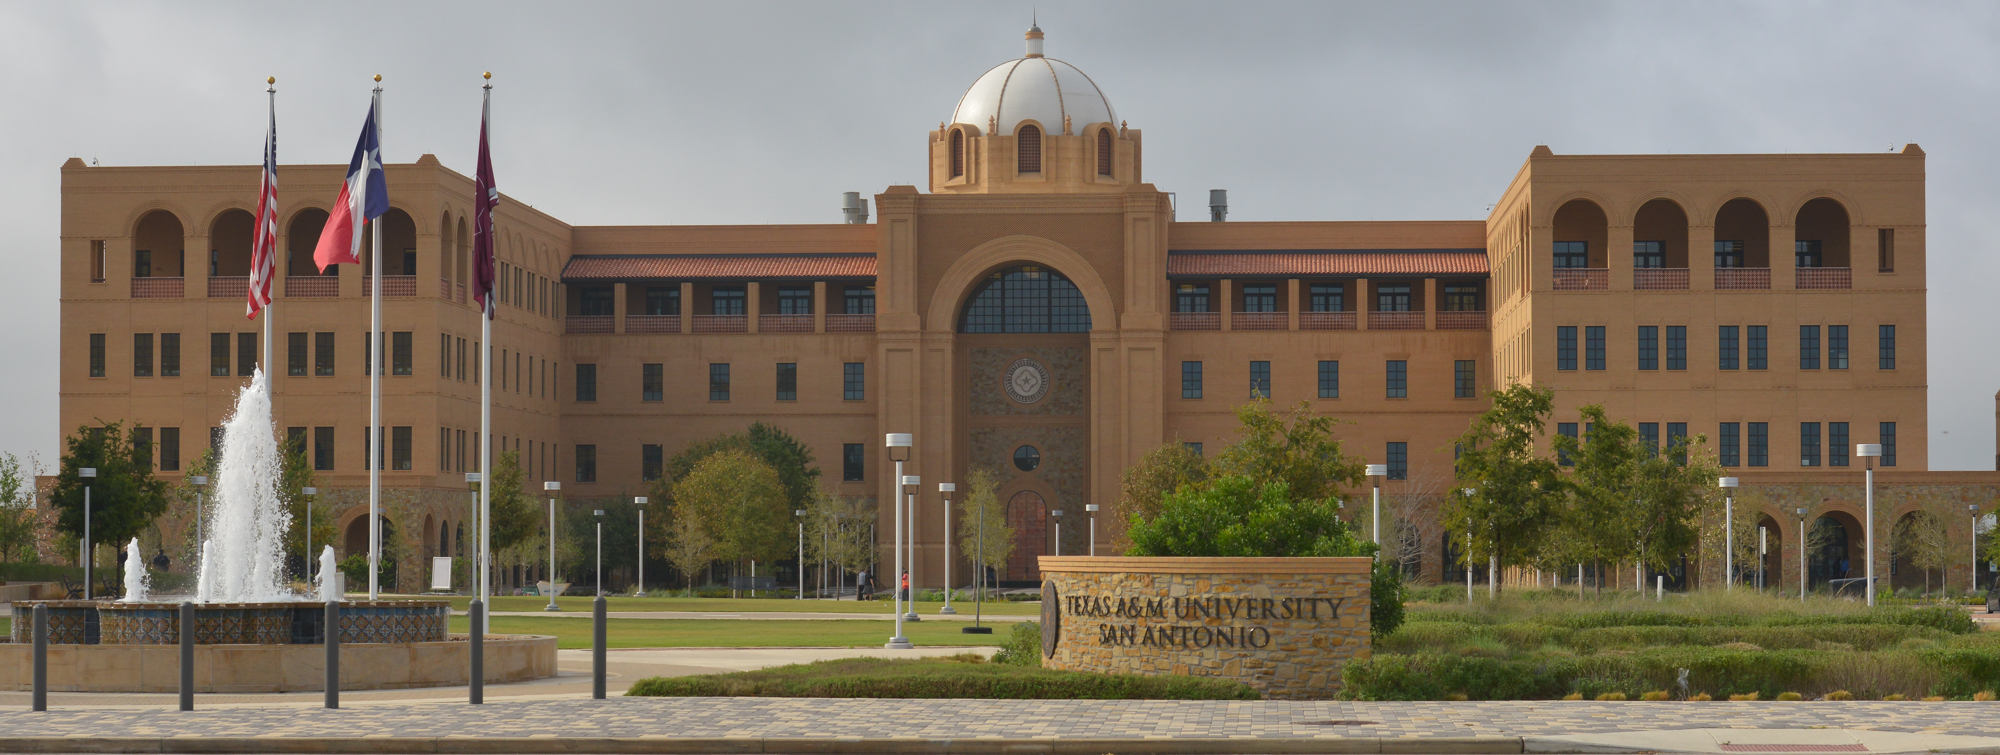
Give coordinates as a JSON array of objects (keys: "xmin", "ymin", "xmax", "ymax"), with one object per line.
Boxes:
[
  {"xmin": 1016, "ymin": 124, "xmax": 1041, "ymax": 174},
  {"xmin": 959, "ymin": 265, "xmax": 1091, "ymax": 333},
  {"xmin": 1096, "ymin": 128, "xmax": 1113, "ymax": 176},
  {"xmin": 950, "ymin": 129, "xmax": 965, "ymax": 178}
]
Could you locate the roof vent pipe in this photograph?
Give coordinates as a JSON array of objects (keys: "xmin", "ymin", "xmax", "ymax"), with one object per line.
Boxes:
[
  {"xmin": 842, "ymin": 192, "xmax": 867, "ymax": 224},
  {"xmin": 1209, "ymin": 189, "xmax": 1228, "ymax": 222}
]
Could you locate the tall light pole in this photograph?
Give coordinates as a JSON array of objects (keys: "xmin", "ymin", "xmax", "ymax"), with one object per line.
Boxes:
[
  {"xmin": 939, "ymin": 483, "xmax": 956, "ymax": 615},
  {"xmin": 543, "ymin": 481, "xmax": 561, "ymax": 612},
  {"xmin": 634, "ymin": 496, "xmax": 647, "ymax": 597},
  {"xmin": 1971, "ymin": 504, "xmax": 1983, "ymax": 595},
  {"xmin": 81, "ymin": 468, "xmax": 96, "ymax": 600},
  {"xmin": 883, "ymin": 433, "xmax": 913, "ymax": 649},
  {"xmin": 191, "ymin": 475, "xmax": 208, "ymax": 571},
  {"xmin": 901, "ymin": 476, "xmax": 921, "ymax": 623},
  {"xmin": 466, "ymin": 471, "xmax": 484, "ymax": 633},
  {"xmin": 301, "ymin": 485, "xmax": 316, "ymax": 585},
  {"xmin": 1084, "ymin": 504, "xmax": 1098, "ymax": 556},
  {"xmin": 795, "ymin": 509, "xmax": 806, "ymax": 600},
  {"xmin": 1758, "ymin": 526, "xmax": 1768, "ymax": 591},
  {"xmin": 592, "ymin": 509, "xmax": 604, "ymax": 597},
  {"xmin": 1365, "ymin": 464, "xmax": 1388, "ymax": 547},
  {"xmin": 1720, "ymin": 477, "xmax": 1739, "ymax": 590},
  {"xmin": 1857, "ymin": 443, "xmax": 1882, "ymax": 606},
  {"xmin": 1052, "ymin": 510, "xmax": 1064, "ymax": 557},
  {"xmin": 1796, "ymin": 507, "xmax": 1808, "ymax": 602},
  {"xmin": 1460, "ymin": 488, "xmax": 1475, "ymax": 602}
]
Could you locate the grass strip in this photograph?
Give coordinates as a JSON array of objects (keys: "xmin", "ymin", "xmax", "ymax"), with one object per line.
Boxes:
[
  {"xmin": 451, "ymin": 615, "xmax": 1003, "ymax": 649},
  {"xmin": 626, "ymin": 656, "xmax": 1259, "ymax": 699}
]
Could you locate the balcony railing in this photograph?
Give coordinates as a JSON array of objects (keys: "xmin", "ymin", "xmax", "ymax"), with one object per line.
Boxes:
[
  {"xmin": 439, "ymin": 278, "xmax": 453, "ymax": 299},
  {"xmin": 1796, "ymin": 267, "xmax": 1851, "ymax": 290},
  {"xmin": 1169, "ymin": 312, "xmax": 1220, "ymax": 331},
  {"xmin": 565, "ymin": 315, "xmax": 614, "ymax": 334},
  {"xmin": 1436, "ymin": 310, "xmax": 1488, "ymax": 330},
  {"xmin": 207, "ymin": 276, "xmax": 249, "ymax": 299},
  {"xmin": 1715, "ymin": 268, "xmax": 1771, "ymax": 290},
  {"xmin": 1231, "ymin": 312, "xmax": 1287, "ymax": 331},
  {"xmin": 1634, "ymin": 268, "xmax": 1689, "ymax": 290},
  {"xmin": 284, "ymin": 276, "xmax": 338, "ymax": 298},
  {"xmin": 456, "ymin": 284, "xmax": 467, "ymax": 303},
  {"xmin": 825, "ymin": 313, "xmax": 876, "ymax": 333},
  {"xmin": 130, "ymin": 277, "xmax": 184, "ymax": 298},
  {"xmin": 760, "ymin": 314, "xmax": 814, "ymax": 334},
  {"xmin": 625, "ymin": 315, "xmax": 678, "ymax": 334},
  {"xmin": 1299, "ymin": 311, "xmax": 1357, "ymax": 331},
  {"xmin": 1368, "ymin": 311, "xmax": 1425, "ymax": 330},
  {"xmin": 1553, "ymin": 268, "xmax": 1609, "ymax": 291},
  {"xmin": 363, "ymin": 275, "xmax": 416, "ymax": 297},
  {"xmin": 692, "ymin": 314, "xmax": 748, "ymax": 334}
]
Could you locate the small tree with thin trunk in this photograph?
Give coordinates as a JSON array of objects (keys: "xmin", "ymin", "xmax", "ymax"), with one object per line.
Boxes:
[
  {"xmin": 957, "ymin": 466, "xmax": 1013, "ymax": 600},
  {"xmin": 1449, "ymin": 384, "xmax": 1563, "ymax": 596},
  {"xmin": 662, "ymin": 511, "xmax": 714, "ymax": 597},
  {"xmin": 671, "ymin": 450, "xmax": 789, "ymax": 597},
  {"xmin": 804, "ymin": 490, "xmax": 876, "ymax": 598}
]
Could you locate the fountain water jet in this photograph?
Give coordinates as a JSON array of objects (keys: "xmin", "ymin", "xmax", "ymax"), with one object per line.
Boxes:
[
  {"xmin": 120, "ymin": 538, "xmax": 148, "ymax": 602},
  {"xmin": 196, "ymin": 368, "xmax": 292, "ymax": 602},
  {"xmin": 317, "ymin": 546, "xmax": 339, "ymax": 602}
]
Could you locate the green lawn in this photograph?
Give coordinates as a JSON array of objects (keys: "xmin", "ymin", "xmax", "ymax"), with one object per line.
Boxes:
[
  {"xmin": 452, "ymin": 615, "xmax": 1009, "ymax": 649},
  {"xmin": 627, "ymin": 657, "xmax": 1257, "ymax": 700},
  {"xmin": 440, "ymin": 594, "xmax": 1038, "ymax": 616},
  {"xmin": 0, "ymin": 616, "xmax": 8, "ymax": 638}
]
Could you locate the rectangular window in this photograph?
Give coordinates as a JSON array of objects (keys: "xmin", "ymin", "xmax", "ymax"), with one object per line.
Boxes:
[
  {"xmin": 1309, "ymin": 284, "xmax": 1344, "ymax": 312},
  {"xmin": 1318, "ymin": 360, "xmax": 1339, "ymax": 399},
  {"xmin": 237, "ymin": 332, "xmax": 256, "ymax": 377},
  {"xmin": 160, "ymin": 333, "xmax": 179, "ymax": 377},
  {"xmin": 1880, "ymin": 422, "xmax": 1897, "ymax": 466},
  {"xmin": 843, "ymin": 362, "xmax": 865, "ymax": 400},
  {"xmin": 1249, "ymin": 360, "xmax": 1270, "ymax": 399},
  {"xmin": 709, "ymin": 363, "xmax": 730, "ymax": 400},
  {"xmin": 1556, "ymin": 326, "xmax": 1577, "ymax": 370},
  {"xmin": 1667, "ymin": 422, "xmax": 1688, "ymax": 464},
  {"xmin": 133, "ymin": 333, "xmax": 154, "ymax": 377},
  {"xmin": 1830, "ymin": 422, "xmax": 1849, "ymax": 467},
  {"xmin": 645, "ymin": 286, "xmax": 681, "ymax": 316},
  {"xmin": 1386, "ymin": 360, "xmax": 1407, "ymax": 398},
  {"xmin": 1718, "ymin": 326, "xmax": 1739, "ymax": 370},
  {"xmin": 314, "ymin": 426, "xmax": 335, "ymax": 471},
  {"xmin": 1878, "ymin": 325, "xmax": 1895, "ymax": 369},
  {"xmin": 210, "ymin": 333, "xmax": 230, "ymax": 377},
  {"xmin": 440, "ymin": 334, "xmax": 451, "ymax": 378},
  {"xmin": 133, "ymin": 426, "xmax": 153, "ymax": 471},
  {"xmin": 1240, "ymin": 284, "xmax": 1276, "ymax": 313},
  {"xmin": 1748, "ymin": 422, "xmax": 1768, "ymax": 467},
  {"xmin": 1585, "ymin": 326, "xmax": 1605, "ymax": 370},
  {"xmin": 1557, "ymin": 423, "xmax": 1578, "ymax": 466},
  {"xmin": 1185, "ymin": 442, "xmax": 1204, "ymax": 456},
  {"xmin": 1443, "ymin": 285, "xmax": 1480, "ymax": 312},
  {"xmin": 1553, "ymin": 240, "xmax": 1588, "ymax": 269},
  {"xmin": 1666, "ymin": 326, "xmax": 1687, "ymax": 370},
  {"xmin": 1795, "ymin": 239, "xmax": 1823, "ymax": 269},
  {"xmin": 391, "ymin": 426, "xmax": 411, "ymax": 471},
  {"xmin": 1714, "ymin": 240, "xmax": 1745, "ymax": 268},
  {"xmin": 642, "ymin": 363, "xmax": 663, "ymax": 402},
  {"xmin": 575, "ymin": 444, "xmax": 597, "ymax": 483},
  {"xmin": 134, "ymin": 249, "xmax": 152, "ymax": 278},
  {"xmin": 1454, "ymin": 360, "xmax": 1475, "ymax": 398},
  {"xmin": 776, "ymin": 362, "xmax": 798, "ymax": 401},
  {"xmin": 457, "ymin": 338, "xmax": 467, "ymax": 381},
  {"xmin": 1376, "ymin": 284, "xmax": 1412, "ymax": 312},
  {"xmin": 1799, "ymin": 326, "xmax": 1820, "ymax": 370},
  {"xmin": 778, "ymin": 286, "xmax": 813, "ymax": 315},
  {"xmin": 842, "ymin": 443, "xmax": 865, "ymax": 482},
  {"xmin": 1174, "ymin": 284, "xmax": 1210, "ymax": 313},
  {"xmin": 159, "ymin": 427, "xmax": 180, "ymax": 472},
  {"xmin": 1720, "ymin": 423, "xmax": 1739, "ymax": 467},
  {"xmin": 1828, "ymin": 325, "xmax": 1849, "ymax": 370},
  {"xmin": 1800, "ymin": 422, "xmax": 1821, "ymax": 467},
  {"xmin": 844, "ymin": 286, "xmax": 875, "ymax": 314},
  {"xmin": 1633, "ymin": 240, "xmax": 1665, "ymax": 269},
  {"xmin": 91, "ymin": 240, "xmax": 106, "ymax": 282},
  {"xmin": 314, "ymin": 332, "xmax": 334, "ymax": 376},
  {"xmin": 1639, "ymin": 422, "xmax": 1660, "ymax": 456},
  {"xmin": 1386, "ymin": 442, "xmax": 1408, "ymax": 480},
  {"xmin": 642, "ymin": 444, "xmax": 664, "ymax": 482},
  {"xmin": 440, "ymin": 427, "xmax": 450, "ymax": 471},
  {"xmin": 273, "ymin": 332, "xmax": 299, "ymax": 377},
  {"xmin": 711, "ymin": 286, "xmax": 746, "ymax": 315},
  {"xmin": 391, "ymin": 332, "xmax": 412, "ymax": 375},
  {"xmin": 1878, "ymin": 228, "xmax": 1895, "ymax": 272},
  {"xmin": 1638, "ymin": 326, "xmax": 1659, "ymax": 370},
  {"xmin": 1747, "ymin": 326, "xmax": 1767, "ymax": 370},
  {"xmin": 87, "ymin": 333, "xmax": 105, "ymax": 377},
  {"xmin": 364, "ymin": 332, "xmax": 374, "ymax": 376},
  {"xmin": 578, "ymin": 286, "xmax": 614, "ymax": 316},
  {"xmin": 1182, "ymin": 361, "xmax": 1203, "ymax": 399},
  {"xmin": 575, "ymin": 363, "xmax": 597, "ymax": 402}
]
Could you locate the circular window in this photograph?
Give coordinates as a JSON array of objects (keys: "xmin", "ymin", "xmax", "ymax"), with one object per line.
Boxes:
[{"xmin": 1013, "ymin": 445, "xmax": 1041, "ymax": 472}]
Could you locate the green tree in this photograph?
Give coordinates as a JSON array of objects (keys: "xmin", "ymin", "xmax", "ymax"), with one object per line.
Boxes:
[
  {"xmin": 1214, "ymin": 400, "xmax": 1365, "ymax": 503},
  {"xmin": 49, "ymin": 423, "xmax": 171, "ymax": 573},
  {"xmin": 486, "ymin": 450, "xmax": 541, "ymax": 554},
  {"xmin": 671, "ymin": 449, "xmax": 791, "ymax": 596},
  {"xmin": 662, "ymin": 423, "xmax": 820, "ymax": 513},
  {"xmin": 662, "ymin": 507, "xmax": 715, "ymax": 596},
  {"xmin": 805, "ymin": 490, "xmax": 877, "ymax": 598},
  {"xmin": 956, "ymin": 466, "xmax": 1013, "ymax": 597},
  {"xmin": 1114, "ymin": 441, "xmax": 1208, "ymax": 527},
  {"xmin": 1449, "ymin": 384, "xmax": 1563, "ymax": 595},
  {"xmin": 563, "ymin": 497, "xmax": 640, "ymax": 594},
  {"xmin": 0, "ymin": 452, "xmax": 41, "ymax": 565}
]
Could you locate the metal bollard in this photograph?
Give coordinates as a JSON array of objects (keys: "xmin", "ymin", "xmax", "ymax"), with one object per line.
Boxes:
[
  {"xmin": 178, "ymin": 602, "xmax": 195, "ymax": 711},
  {"xmin": 324, "ymin": 600, "xmax": 339, "ymax": 709},
  {"xmin": 468, "ymin": 600, "xmax": 484, "ymax": 705},
  {"xmin": 592, "ymin": 595, "xmax": 607, "ymax": 699},
  {"xmin": 31, "ymin": 603, "xmax": 48, "ymax": 712}
]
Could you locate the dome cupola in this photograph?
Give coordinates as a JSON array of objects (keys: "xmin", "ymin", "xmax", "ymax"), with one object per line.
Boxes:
[
  {"xmin": 949, "ymin": 26, "xmax": 1115, "ymax": 139},
  {"xmin": 930, "ymin": 25, "xmax": 1141, "ymax": 194}
]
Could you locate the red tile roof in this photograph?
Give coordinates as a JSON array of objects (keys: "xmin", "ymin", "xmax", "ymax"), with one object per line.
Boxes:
[
  {"xmin": 1167, "ymin": 249, "xmax": 1489, "ymax": 277},
  {"xmin": 562, "ymin": 254, "xmax": 876, "ymax": 281}
]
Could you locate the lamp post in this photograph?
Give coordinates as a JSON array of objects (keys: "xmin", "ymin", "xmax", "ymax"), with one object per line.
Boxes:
[
  {"xmin": 1796, "ymin": 507, "xmax": 1808, "ymax": 602},
  {"xmin": 901, "ymin": 475, "xmax": 921, "ymax": 622},
  {"xmin": 301, "ymin": 485, "xmax": 316, "ymax": 585},
  {"xmin": 1719, "ymin": 477, "xmax": 1739, "ymax": 590},
  {"xmin": 1084, "ymin": 504, "xmax": 1098, "ymax": 556},
  {"xmin": 883, "ymin": 433, "xmax": 913, "ymax": 650},
  {"xmin": 191, "ymin": 475, "xmax": 208, "ymax": 571},
  {"xmin": 464, "ymin": 473, "xmax": 482, "ymax": 635},
  {"xmin": 592, "ymin": 509, "xmax": 604, "ymax": 597},
  {"xmin": 1856, "ymin": 443, "xmax": 1882, "ymax": 606},
  {"xmin": 1365, "ymin": 465, "xmax": 1388, "ymax": 547},
  {"xmin": 1759, "ymin": 525, "xmax": 1768, "ymax": 591},
  {"xmin": 1460, "ymin": 488, "xmax": 1475, "ymax": 602},
  {"xmin": 1972, "ymin": 504, "xmax": 1983, "ymax": 595},
  {"xmin": 543, "ymin": 481, "xmax": 561, "ymax": 612},
  {"xmin": 1052, "ymin": 510, "xmax": 1064, "ymax": 557},
  {"xmin": 634, "ymin": 496, "xmax": 647, "ymax": 597},
  {"xmin": 81, "ymin": 468, "xmax": 96, "ymax": 600},
  {"xmin": 939, "ymin": 483, "xmax": 956, "ymax": 614},
  {"xmin": 795, "ymin": 509, "xmax": 806, "ymax": 600}
]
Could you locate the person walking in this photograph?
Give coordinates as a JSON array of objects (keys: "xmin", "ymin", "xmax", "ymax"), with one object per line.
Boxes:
[
  {"xmin": 855, "ymin": 569, "xmax": 871, "ymax": 601},
  {"xmin": 900, "ymin": 570, "xmax": 910, "ymax": 602}
]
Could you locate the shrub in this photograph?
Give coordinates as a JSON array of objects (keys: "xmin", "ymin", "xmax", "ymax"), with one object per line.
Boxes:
[
  {"xmin": 1776, "ymin": 691, "xmax": 1803, "ymax": 701},
  {"xmin": 1640, "ymin": 690, "xmax": 1669, "ymax": 700},
  {"xmin": 1340, "ymin": 653, "xmax": 1577, "ymax": 701},
  {"xmin": 625, "ymin": 657, "xmax": 1259, "ymax": 700},
  {"xmin": 991, "ymin": 621, "xmax": 1042, "ymax": 667},
  {"xmin": 1689, "ymin": 692, "xmax": 1713, "ymax": 701},
  {"xmin": 1729, "ymin": 692, "xmax": 1759, "ymax": 701},
  {"xmin": 1825, "ymin": 690, "xmax": 1853, "ymax": 700},
  {"xmin": 1562, "ymin": 692, "xmax": 1584, "ymax": 700},
  {"xmin": 1597, "ymin": 691, "xmax": 1628, "ymax": 701},
  {"xmin": 1884, "ymin": 693, "xmax": 1907, "ymax": 701},
  {"xmin": 1975, "ymin": 690, "xmax": 1996, "ymax": 702}
]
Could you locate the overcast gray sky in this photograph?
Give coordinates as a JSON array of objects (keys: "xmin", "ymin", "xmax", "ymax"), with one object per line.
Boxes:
[{"xmin": 3, "ymin": 1, "xmax": 1995, "ymax": 470}]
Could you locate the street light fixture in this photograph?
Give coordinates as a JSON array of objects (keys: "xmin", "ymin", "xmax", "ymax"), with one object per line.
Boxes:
[
  {"xmin": 1719, "ymin": 477, "xmax": 1739, "ymax": 590},
  {"xmin": 592, "ymin": 509, "xmax": 605, "ymax": 597},
  {"xmin": 1459, "ymin": 488, "xmax": 1475, "ymax": 602},
  {"xmin": 883, "ymin": 433, "xmax": 913, "ymax": 650},
  {"xmin": 301, "ymin": 485, "xmax": 316, "ymax": 585},
  {"xmin": 1084, "ymin": 504, "xmax": 1098, "ymax": 557},
  {"xmin": 1856, "ymin": 443, "xmax": 1882, "ymax": 606},
  {"xmin": 543, "ymin": 481, "xmax": 562, "ymax": 612},
  {"xmin": 1971, "ymin": 504, "xmax": 1983, "ymax": 596},
  {"xmin": 1364, "ymin": 464, "xmax": 1389, "ymax": 547},
  {"xmin": 795, "ymin": 509, "xmax": 806, "ymax": 601},
  {"xmin": 939, "ymin": 483, "xmax": 957, "ymax": 615},
  {"xmin": 1051, "ymin": 510, "xmax": 1064, "ymax": 557},
  {"xmin": 1796, "ymin": 507, "xmax": 1808, "ymax": 602},
  {"xmin": 900, "ymin": 475, "xmax": 921, "ymax": 623},
  {"xmin": 80, "ymin": 467, "xmax": 96, "ymax": 600},
  {"xmin": 634, "ymin": 496, "xmax": 648, "ymax": 597}
]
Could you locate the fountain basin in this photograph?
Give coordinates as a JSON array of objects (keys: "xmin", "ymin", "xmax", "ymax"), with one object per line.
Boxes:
[
  {"xmin": 0, "ymin": 634, "xmax": 556, "ymax": 693},
  {"xmin": 11, "ymin": 600, "xmax": 449, "ymax": 645}
]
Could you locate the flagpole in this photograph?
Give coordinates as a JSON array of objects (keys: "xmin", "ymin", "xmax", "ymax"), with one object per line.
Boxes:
[
  {"xmin": 262, "ymin": 78, "xmax": 275, "ymax": 377},
  {"xmin": 368, "ymin": 77, "xmax": 384, "ymax": 601},
  {"xmin": 478, "ymin": 73, "xmax": 494, "ymax": 637}
]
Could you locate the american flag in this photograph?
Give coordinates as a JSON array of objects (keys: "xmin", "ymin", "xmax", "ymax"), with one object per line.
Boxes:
[{"xmin": 247, "ymin": 96, "xmax": 277, "ymax": 318}]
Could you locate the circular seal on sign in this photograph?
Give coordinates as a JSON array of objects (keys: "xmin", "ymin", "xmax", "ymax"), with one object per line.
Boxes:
[
  {"xmin": 1041, "ymin": 579, "xmax": 1060, "ymax": 658},
  {"xmin": 1004, "ymin": 358, "xmax": 1051, "ymax": 405}
]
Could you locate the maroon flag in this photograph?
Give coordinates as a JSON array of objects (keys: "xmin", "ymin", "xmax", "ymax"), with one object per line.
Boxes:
[{"xmin": 471, "ymin": 92, "xmax": 498, "ymax": 317}]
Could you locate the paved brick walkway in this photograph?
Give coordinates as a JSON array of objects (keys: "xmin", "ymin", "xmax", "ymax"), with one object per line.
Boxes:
[{"xmin": 0, "ymin": 699, "xmax": 1995, "ymax": 740}]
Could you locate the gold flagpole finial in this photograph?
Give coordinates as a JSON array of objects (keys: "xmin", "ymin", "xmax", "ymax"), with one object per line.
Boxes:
[
  {"xmin": 267, "ymin": 76, "xmax": 275, "ymax": 85},
  {"xmin": 374, "ymin": 74, "xmax": 382, "ymax": 82},
  {"xmin": 483, "ymin": 71, "xmax": 492, "ymax": 80}
]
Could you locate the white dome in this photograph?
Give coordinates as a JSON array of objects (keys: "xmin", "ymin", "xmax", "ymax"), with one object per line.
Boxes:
[{"xmin": 950, "ymin": 29, "xmax": 1116, "ymax": 137}]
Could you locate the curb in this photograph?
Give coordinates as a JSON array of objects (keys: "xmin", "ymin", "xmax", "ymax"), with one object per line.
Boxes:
[{"xmin": 0, "ymin": 737, "xmax": 1526, "ymax": 754}]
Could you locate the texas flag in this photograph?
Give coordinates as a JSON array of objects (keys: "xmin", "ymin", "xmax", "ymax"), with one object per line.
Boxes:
[{"xmin": 312, "ymin": 99, "xmax": 389, "ymax": 271}]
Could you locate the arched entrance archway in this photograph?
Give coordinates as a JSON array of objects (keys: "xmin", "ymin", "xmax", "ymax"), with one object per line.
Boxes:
[
  {"xmin": 1005, "ymin": 490, "xmax": 1047, "ymax": 582},
  {"xmin": 1808, "ymin": 514, "xmax": 1853, "ymax": 593}
]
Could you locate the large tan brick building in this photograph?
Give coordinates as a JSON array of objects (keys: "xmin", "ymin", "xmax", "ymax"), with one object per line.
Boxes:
[{"xmin": 58, "ymin": 26, "xmax": 1994, "ymax": 592}]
